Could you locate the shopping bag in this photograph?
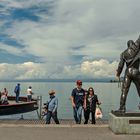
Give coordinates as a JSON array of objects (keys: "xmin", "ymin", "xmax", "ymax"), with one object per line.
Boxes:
[{"xmin": 95, "ymin": 105, "xmax": 103, "ymax": 119}]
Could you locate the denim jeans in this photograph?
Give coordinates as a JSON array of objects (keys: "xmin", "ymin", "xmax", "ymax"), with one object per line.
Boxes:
[
  {"xmin": 46, "ymin": 111, "xmax": 60, "ymax": 124},
  {"xmin": 73, "ymin": 105, "xmax": 83, "ymax": 124},
  {"xmin": 15, "ymin": 93, "xmax": 19, "ymax": 103}
]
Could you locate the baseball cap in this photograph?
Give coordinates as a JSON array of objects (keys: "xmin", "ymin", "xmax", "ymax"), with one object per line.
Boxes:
[{"xmin": 76, "ymin": 80, "xmax": 82, "ymax": 85}]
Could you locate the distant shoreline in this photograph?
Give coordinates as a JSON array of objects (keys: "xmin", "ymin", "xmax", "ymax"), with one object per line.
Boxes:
[{"xmin": 0, "ymin": 78, "xmax": 121, "ymax": 83}]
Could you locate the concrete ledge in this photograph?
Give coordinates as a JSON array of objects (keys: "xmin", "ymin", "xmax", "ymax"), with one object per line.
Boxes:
[{"xmin": 109, "ymin": 113, "xmax": 140, "ymax": 134}]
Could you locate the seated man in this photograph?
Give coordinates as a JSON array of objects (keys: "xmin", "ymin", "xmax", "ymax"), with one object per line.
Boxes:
[{"xmin": 0, "ymin": 88, "xmax": 9, "ymax": 105}]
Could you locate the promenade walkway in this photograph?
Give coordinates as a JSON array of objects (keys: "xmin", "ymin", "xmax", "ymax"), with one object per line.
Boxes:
[
  {"xmin": 0, "ymin": 119, "xmax": 108, "ymax": 125},
  {"xmin": 0, "ymin": 119, "xmax": 139, "ymax": 140}
]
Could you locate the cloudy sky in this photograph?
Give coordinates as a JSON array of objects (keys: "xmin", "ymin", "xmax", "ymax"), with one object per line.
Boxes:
[{"xmin": 0, "ymin": 0, "xmax": 140, "ymax": 80}]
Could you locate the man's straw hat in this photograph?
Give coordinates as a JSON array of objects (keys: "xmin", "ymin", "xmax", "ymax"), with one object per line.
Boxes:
[{"xmin": 48, "ymin": 90, "xmax": 55, "ymax": 95}]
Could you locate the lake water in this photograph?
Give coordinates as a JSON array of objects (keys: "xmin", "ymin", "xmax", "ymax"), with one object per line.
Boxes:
[{"xmin": 0, "ymin": 82, "xmax": 139, "ymax": 120}]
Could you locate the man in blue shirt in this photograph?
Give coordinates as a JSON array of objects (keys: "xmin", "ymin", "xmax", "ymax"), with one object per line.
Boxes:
[
  {"xmin": 14, "ymin": 83, "xmax": 20, "ymax": 103},
  {"xmin": 46, "ymin": 90, "xmax": 59, "ymax": 124},
  {"xmin": 71, "ymin": 80, "xmax": 86, "ymax": 124}
]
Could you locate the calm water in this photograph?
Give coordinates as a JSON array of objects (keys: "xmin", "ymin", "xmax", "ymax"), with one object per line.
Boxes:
[{"xmin": 0, "ymin": 82, "xmax": 139, "ymax": 120}]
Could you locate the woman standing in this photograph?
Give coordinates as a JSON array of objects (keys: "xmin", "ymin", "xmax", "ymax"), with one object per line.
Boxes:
[{"xmin": 84, "ymin": 87, "xmax": 100, "ymax": 124}]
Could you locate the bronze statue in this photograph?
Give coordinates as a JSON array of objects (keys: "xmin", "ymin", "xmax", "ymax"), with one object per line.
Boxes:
[{"xmin": 116, "ymin": 35, "xmax": 140, "ymax": 113}]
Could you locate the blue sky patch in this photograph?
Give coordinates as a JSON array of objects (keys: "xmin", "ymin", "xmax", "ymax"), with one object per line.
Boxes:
[
  {"xmin": 0, "ymin": 49, "xmax": 42, "ymax": 64},
  {"xmin": 10, "ymin": 8, "xmax": 40, "ymax": 22},
  {"xmin": 0, "ymin": 33, "xmax": 25, "ymax": 48}
]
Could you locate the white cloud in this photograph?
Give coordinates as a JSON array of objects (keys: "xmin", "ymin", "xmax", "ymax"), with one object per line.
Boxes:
[
  {"xmin": 0, "ymin": 0, "xmax": 50, "ymax": 9},
  {"xmin": 1, "ymin": 0, "xmax": 140, "ymax": 79},
  {"xmin": 0, "ymin": 62, "xmax": 48, "ymax": 80},
  {"xmin": 0, "ymin": 59, "xmax": 118, "ymax": 80},
  {"xmin": 0, "ymin": 21, "xmax": 6, "ymax": 27},
  {"xmin": 0, "ymin": 43, "xmax": 24, "ymax": 56},
  {"xmin": 81, "ymin": 59, "xmax": 118, "ymax": 78},
  {"xmin": 4, "ymin": 0, "xmax": 140, "ymax": 61},
  {"xmin": 62, "ymin": 59, "xmax": 118, "ymax": 79}
]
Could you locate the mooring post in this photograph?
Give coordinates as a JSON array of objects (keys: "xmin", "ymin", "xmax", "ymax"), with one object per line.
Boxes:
[
  {"xmin": 36, "ymin": 95, "xmax": 42, "ymax": 120},
  {"xmin": 39, "ymin": 95, "xmax": 42, "ymax": 119}
]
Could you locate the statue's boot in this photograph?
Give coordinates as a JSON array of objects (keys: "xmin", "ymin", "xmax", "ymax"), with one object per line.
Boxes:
[
  {"xmin": 113, "ymin": 94, "xmax": 126, "ymax": 114},
  {"xmin": 118, "ymin": 90, "xmax": 128, "ymax": 113},
  {"xmin": 118, "ymin": 104, "xmax": 126, "ymax": 113},
  {"xmin": 113, "ymin": 106, "xmax": 126, "ymax": 114},
  {"xmin": 118, "ymin": 93, "xmax": 127, "ymax": 113}
]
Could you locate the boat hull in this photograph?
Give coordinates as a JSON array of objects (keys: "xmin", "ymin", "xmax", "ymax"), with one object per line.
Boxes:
[{"xmin": 0, "ymin": 96, "xmax": 38, "ymax": 115}]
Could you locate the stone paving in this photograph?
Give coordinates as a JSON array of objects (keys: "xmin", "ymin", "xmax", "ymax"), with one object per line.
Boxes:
[
  {"xmin": 0, "ymin": 119, "xmax": 108, "ymax": 125},
  {"xmin": 0, "ymin": 125, "xmax": 139, "ymax": 140}
]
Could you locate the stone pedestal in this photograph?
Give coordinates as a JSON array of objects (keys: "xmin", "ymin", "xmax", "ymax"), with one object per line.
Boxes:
[{"xmin": 109, "ymin": 112, "xmax": 140, "ymax": 134}]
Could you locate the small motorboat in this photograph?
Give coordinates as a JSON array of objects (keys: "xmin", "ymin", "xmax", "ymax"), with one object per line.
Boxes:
[{"xmin": 0, "ymin": 96, "xmax": 39, "ymax": 116}]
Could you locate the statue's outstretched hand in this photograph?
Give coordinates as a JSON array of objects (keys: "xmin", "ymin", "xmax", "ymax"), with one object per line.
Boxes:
[
  {"xmin": 116, "ymin": 76, "xmax": 120, "ymax": 81},
  {"xmin": 116, "ymin": 71, "xmax": 120, "ymax": 81}
]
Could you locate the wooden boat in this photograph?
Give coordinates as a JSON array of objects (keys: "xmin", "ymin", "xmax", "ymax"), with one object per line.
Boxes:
[{"xmin": 0, "ymin": 96, "xmax": 38, "ymax": 116}]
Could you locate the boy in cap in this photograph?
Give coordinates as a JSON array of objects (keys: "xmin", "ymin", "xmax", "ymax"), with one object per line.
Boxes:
[
  {"xmin": 71, "ymin": 80, "xmax": 86, "ymax": 124},
  {"xmin": 46, "ymin": 90, "xmax": 59, "ymax": 124},
  {"xmin": 27, "ymin": 86, "xmax": 33, "ymax": 102}
]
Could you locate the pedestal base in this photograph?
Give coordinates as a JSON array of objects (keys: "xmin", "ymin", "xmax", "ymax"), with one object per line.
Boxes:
[{"xmin": 109, "ymin": 112, "xmax": 140, "ymax": 134}]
